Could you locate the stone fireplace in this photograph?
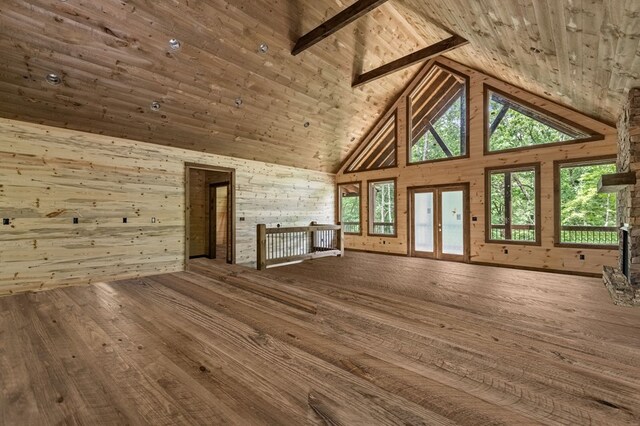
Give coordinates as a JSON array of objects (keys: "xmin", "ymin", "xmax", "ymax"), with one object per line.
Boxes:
[{"xmin": 602, "ymin": 88, "xmax": 640, "ymax": 306}]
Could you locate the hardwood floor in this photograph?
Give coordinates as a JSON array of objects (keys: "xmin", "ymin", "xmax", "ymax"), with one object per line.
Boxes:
[{"xmin": 1, "ymin": 252, "xmax": 639, "ymax": 425}]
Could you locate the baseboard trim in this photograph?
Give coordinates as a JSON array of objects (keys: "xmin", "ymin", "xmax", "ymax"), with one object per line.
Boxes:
[
  {"xmin": 344, "ymin": 248, "xmax": 407, "ymax": 257},
  {"xmin": 471, "ymin": 261, "xmax": 602, "ymax": 278},
  {"xmin": 344, "ymin": 248, "xmax": 602, "ymax": 278}
]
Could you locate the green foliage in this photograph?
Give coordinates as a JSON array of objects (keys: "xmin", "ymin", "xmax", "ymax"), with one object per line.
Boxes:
[
  {"xmin": 560, "ymin": 163, "xmax": 616, "ymax": 226},
  {"xmin": 410, "ymin": 96, "xmax": 465, "ymax": 163},
  {"xmin": 490, "ymin": 169, "xmax": 536, "ymax": 241},
  {"xmin": 340, "ymin": 195, "xmax": 360, "ymax": 232},
  {"xmin": 488, "ymin": 97, "xmax": 573, "ymax": 151},
  {"xmin": 489, "ymin": 161, "xmax": 618, "ymax": 243},
  {"xmin": 372, "ymin": 182, "xmax": 395, "ymax": 234}
]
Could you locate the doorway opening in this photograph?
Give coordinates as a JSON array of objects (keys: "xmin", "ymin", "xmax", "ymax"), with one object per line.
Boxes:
[
  {"xmin": 408, "ymin": 183, "xmax": 470, "ymax": 262},
  {"xmin": 185, "ymin": 163, "xmax": 235, "ymax": 266}
]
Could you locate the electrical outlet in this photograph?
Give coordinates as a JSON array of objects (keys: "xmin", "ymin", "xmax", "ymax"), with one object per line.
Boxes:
[
  {"xmin": 2, "ymin": 218, "xmax": 9, "ymax": 225},
  {"xmin": 73, "ymin": 217, "xmax": 79, "ymax": 224}
]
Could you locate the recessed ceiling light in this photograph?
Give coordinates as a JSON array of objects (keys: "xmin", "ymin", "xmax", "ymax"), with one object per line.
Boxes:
[
  {"xmin": 169, "ymin": 38, "xmax": 181, "ymax": 50},
  {"xmin": 150, "ymin": 101, "xmax": 161, "ymax": 111},
  {"xmin": 235, "ymin": 97, "xmax": 243, "ymax": 108},
  {"xmin": 258, "ymin": 43, "xmax": 269, "ymax": 54},
  {"xmin": 45, "ymin": 73, "xmax": 62, "ymax": 85}
]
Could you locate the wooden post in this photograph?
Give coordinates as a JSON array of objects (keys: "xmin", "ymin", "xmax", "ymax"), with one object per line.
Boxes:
[
  {"xmin": 309, "ymin": 221, "xmax": 317, "ymax": 254},
  {"xmin": 338, "ymin": 225, "xmax": 345, "ymax": 257},
  {"xmin": 257, "ymin": 224, "xmax": 267, "ymax": 270}
]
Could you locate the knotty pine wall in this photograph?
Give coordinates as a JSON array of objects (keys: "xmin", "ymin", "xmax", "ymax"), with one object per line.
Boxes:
[
  {"xmin": 337, "ymin": 58, "xmax": 618, "ymax": 275},
  {"xmin": 0, "ymin": 118, "xmax": 334, "ymax": 295}
]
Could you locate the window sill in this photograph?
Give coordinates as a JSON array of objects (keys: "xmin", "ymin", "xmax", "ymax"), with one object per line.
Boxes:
[
  {"xmin": 367, "ymin": 233, "xmax": 398, "ymax": 238},
  {"xmin": 554, "ymin": 243, "xmax": 618, "ymax": 250},
  {"xmin": 485, "ymin": 239, "xmax": 541, "ymax": 247},
  {"xmin": 407, "ymin": 154, "xmax": 469, "ymax": 167}
]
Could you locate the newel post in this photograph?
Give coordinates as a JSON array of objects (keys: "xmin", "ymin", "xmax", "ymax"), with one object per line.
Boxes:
[
  {"xmin": 309, "ymin": 221, "xmax": 317, "ymax": 253},
  {"xmin": 257, "ymin": 224, "xmax": 267, "ymax": 270},
  {"xmin": 338, "ymin": 225, "xmax": 345, "ymax": 257}
]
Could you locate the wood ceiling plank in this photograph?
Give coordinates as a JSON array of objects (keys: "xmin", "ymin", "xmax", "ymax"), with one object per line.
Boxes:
[{"xmin": 0, "ymin": 0, "xmax": 635, "ymax": 173}]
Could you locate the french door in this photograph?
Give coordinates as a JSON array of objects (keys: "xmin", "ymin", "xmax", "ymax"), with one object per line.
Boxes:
[{"xmin": 409, "ymin": 184, "xmax": 469, "ymax": 262}]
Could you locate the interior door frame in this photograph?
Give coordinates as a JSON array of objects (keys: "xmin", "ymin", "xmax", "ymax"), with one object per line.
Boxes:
[
  {"xmin": 408, "ymin": 183, "xmax": 470, "ymax": 263},
  {"xmin": 208, "ymin": 182, "xmax": 232, "ymax": 263},
  {"xmin": 185, "ymin": 163, "xmax": 236, "ymax": 269}
]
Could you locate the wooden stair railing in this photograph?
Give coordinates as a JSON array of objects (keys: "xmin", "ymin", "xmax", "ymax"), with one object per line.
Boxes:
[{"xmin": 257, "ymin": 223, "xmax": 344, "ymax": 270}]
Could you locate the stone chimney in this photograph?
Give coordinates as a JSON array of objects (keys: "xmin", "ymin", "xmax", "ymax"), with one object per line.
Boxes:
[{"xmin": 603, "ymin": 87, "xmax": 640, "ymax": 305}]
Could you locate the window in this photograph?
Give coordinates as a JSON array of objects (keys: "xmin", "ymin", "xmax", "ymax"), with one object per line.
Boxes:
[
  {"xmin": 338, "ymin": 182, "xmax": 361, "ymax": 234},
  {"xmin": 346, "ymin": 113, "xmax": 397, "ymax": 172},
  {"xmin": 408, "ymin": 65, "xmax": 468, "ymax": 164},
  {"xmin": 485, "ymin": 87, "xmax": 600, "ymax": 153},
  {"xmin": 555, "ymin": 159, "xmax": 618, "ymax": 247},
  {"xmin": 486, "ymin": 165, "xmax": 540, "ymax": 244},
  {"xmin": 368, "ymin": 179, "xmax": 396, "ymax": 236}
]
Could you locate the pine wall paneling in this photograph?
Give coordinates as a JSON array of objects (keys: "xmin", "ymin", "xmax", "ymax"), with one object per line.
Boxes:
[
  {"xmin": 337, "ymin": 58, "xmax": 618, "ymax": 275},
  {"xmin": 0, "ymin": 118, "xmax": 334, "ymax": 295}
]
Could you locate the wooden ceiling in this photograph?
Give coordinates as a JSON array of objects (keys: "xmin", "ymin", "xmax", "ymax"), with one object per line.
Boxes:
[{"xmin": 0, "ymin": 1, "xmax": 637, "ymax": 173}]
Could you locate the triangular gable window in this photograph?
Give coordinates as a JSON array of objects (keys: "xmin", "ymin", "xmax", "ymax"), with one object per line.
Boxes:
[
  {"xmin": 346, "ymin": 112, "xmax": 397, "ymax": 172},
  {"xmin": 408, "ymin": 65, "xmax": 468, "ymax": 164},
  {"xmin": 486, "ymin": 88, "xmax": 601, "ymax": 152}
]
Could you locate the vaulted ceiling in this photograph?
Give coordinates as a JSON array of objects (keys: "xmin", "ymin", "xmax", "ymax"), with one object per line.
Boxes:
[{"xmin": 0, "ymin": 1, "xmax": 637, "ymax": 173}]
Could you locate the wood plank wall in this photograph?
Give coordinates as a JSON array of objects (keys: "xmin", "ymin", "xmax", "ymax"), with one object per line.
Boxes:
[
  {"xmin": 337, "ymin": 58, "xmax": 618, "ymax": 275},
  {"xmin": 0, "ymin": 118, "xmax": 334, "ymax": 295}
]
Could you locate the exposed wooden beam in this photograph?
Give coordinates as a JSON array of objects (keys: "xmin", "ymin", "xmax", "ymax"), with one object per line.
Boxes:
[
  {"xmin": 352, "ymin": 35, "xmax": 469, "ymax": 88},
  {"xmin": 598, "ymin": 172, "xmax": 637, "ymax": 193},
  {"xmin": 291, "ymin": 0, "xmax": 390, "ymax": 56}
]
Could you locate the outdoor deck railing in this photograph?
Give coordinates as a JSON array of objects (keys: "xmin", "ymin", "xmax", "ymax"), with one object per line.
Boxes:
[
  {"xmin": 257, "ymin": 223, "xmax": 344, "ymax": 270},
  {"xmin": 559, "ymin": 225, "xmax": 618, "ymax": 245},
  {"xmin": 341, "ymin": 221, "xmax": 360, "ymax": 234},
  {"xmin": 490, "ymin": 224, "xmax": 618, "ymax": 245},
  {"xmin": 371, "ymin": 222, "xmax": 395, "ymax": 235}
]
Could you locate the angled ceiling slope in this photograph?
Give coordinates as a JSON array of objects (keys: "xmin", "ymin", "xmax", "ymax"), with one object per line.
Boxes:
[
  {"xmin": 0, "ymin": 1, "xmax": 636, "ymax": 173},
  {"xmin": 0, "ymin": 0, "xmax": 427, "ymax": 173}
]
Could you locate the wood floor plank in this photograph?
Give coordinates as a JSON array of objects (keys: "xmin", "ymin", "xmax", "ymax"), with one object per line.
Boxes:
[
  {"xmin": 116, "ymin": 275, "xmax": 458, "ymax": 425},
  {"xmin": 1, "ymin": 251, "xmax": 639, "ymax": 424},
  {"xmin": 155, "ymin": 271, "xmax": 543, "ymax": 424},
  {"xmin": 183, "ymin": 265, "xmax": 638, "ymax": 424}
]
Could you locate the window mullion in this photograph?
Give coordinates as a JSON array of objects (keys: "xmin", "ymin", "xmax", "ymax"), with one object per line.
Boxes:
[{"xmin": 505, "ymin": 171, "xmax": 512, "ymax": 240}]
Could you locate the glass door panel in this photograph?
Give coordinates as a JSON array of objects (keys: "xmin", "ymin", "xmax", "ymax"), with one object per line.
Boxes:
[
  {"xmin": 440, "ymin": 190, "xmax": 464, "ymax": 256},
  {"xmin": 414, "ymin": 192, "xmax": 434, "ymax": 254}
]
